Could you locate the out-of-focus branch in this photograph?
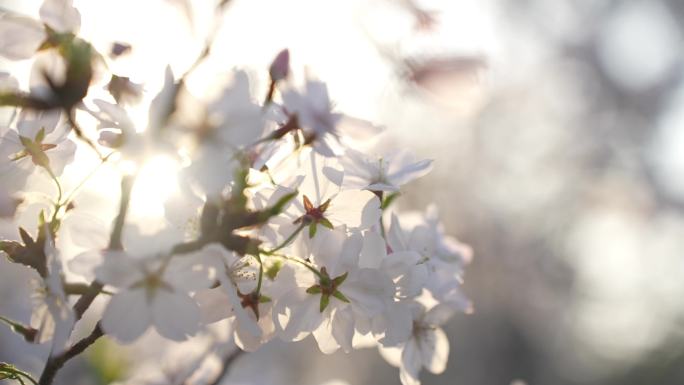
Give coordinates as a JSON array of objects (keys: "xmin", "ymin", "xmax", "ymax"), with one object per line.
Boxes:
[
  {"xmin": 71, "ymin": 174, "xmax": 135, "ymax": 321},
  {"xmin": 39, "ymin": 174, "xmax": 136, "ymax": 385},
  {"xmin": 206, "ymin": 348, "xmax": 244, "ymax": 385},
  {"xmin": 37, "ymin": 324, "xmax": 104, "ymax": 385}
]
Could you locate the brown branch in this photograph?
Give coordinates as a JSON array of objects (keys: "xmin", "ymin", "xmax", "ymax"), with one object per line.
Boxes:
[{"xmin": 38, "ymin": 324, "xmax": 104, "ymax": 385}]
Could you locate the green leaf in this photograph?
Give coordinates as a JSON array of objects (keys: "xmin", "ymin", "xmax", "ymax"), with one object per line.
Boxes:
[
  {"xmin": 259, "ymin": 295, "xmax": 272, "ymax": 303},
  {"xmin": 265, "ymin": 260, "xmax": 283, "ymax": 281},
  {"xmin": 18, "ymin": 136, "xmax": 32, "ymax": 148},
  {"xmin": 35, "ymin": 127, "xmax": 46, "ymax": 143},
  {"xmin": 332, "ymin": 290, "xmax": 350, "ymax": 303},
  {"xmin": 318, "ymin": 217, "xmax": 334, "ymax": 230},
  {"xmin": 269, "ymin": 191, "xmax": 298, "ymax": 215},
  {"xmin": 319, "ymin": 198, "xmax": 331, "ymax": 213},
  {"xmin": 38, "ymin": 210, "xmax": 47, "ymax": 229},
  {"xmin": 19, "ymin": 137, "xmax": 51, "ymax": 170},
  {"xmin": 306, "ymin": 285, "xmax": 321, "ymax": 294},
  {"xmin": 332, "ymin": 271, "xmax": 348, "ymax": 286},
  {"xmin": 319, "ymin": 294, "xmax": 330, "ymax": 312},
  {"xmin": 308, "ymin": 222, "xmax": 317, "ymax": 238}
]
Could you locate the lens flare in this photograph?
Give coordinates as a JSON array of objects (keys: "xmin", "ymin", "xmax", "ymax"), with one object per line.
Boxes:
[{"xmin": 129, "ymin": 155, "xmax": 179, "ymax": 221}]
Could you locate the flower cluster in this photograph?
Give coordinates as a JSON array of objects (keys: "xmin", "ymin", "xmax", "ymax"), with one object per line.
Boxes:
[{"xmin": 0, "ymin": 1, "xmax": 472, "ymax": 385}]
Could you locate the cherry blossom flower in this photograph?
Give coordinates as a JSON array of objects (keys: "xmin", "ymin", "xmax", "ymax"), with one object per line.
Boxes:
[
  {"xmin": 272, "ymin": 151, "xmax": 381, "ymax": 242},
  {"xmin": 0, "ymin": 0, "xmax": 81, "ymax": 61},
  {"xmin": 273, "ymin": 229, "xmax": 395, "ymax": 354},
  {"xmin": 193, "ymin": 244, "xmax": 265, "ymax": 351},
  {"xmin": 357, "ymin": 231, "xmax": 428, "ymax": 346},
  {"xmin": 0, "ymin": 110, "xmax": 76, "ymax": 191},
  {"xmin": 280, "ymin": 79, "xmax": 382, "ymax": 156},
  {"xmin": 380, "ymin": 302, "xmax": 454, "ymax": 385},
  {"xmin": 97, "ymin": 251, "xmax": 213, "ymax": 343},
  {"xmin": 388, "ymin": 208, "xmax": 472, "ymax": 309},
  {"xmin": 184, "ymin": 71, "xmax": 266, "ymax": 197},
  {"xmin": 90, "ymin": 66, "xmax": 179, "ymax": 162},
  {"xmin": 0, "ymin": 4, "xmax": 475, "ymax": 381},
  {"xmin": 340, "ymin": 148, "xmax": 433, "ymax": 192}
]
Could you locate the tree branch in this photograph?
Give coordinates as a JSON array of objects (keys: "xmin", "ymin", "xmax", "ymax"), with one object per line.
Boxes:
[{"xmin": 37, "ymin": 324, "xmax": 104, "ymax": 385}]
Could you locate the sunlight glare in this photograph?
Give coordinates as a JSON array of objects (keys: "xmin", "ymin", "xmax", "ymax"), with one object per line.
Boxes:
[{"xmin": 129, "ymin": 155, "xmax": 180, "ymax": 222}]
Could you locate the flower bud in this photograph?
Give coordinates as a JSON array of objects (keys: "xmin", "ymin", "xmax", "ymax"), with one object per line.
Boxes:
[{"xmin": 269, "ymin": 49, "xmax": 290, "ymax": 82}]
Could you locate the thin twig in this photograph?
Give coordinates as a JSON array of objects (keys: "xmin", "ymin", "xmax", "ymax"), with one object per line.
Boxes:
[{"xmin": 71, "ymin": 174, "xmax": 135, "ymax": 321}]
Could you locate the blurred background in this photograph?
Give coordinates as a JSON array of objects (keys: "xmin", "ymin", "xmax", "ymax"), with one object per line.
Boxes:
[{"xmin": 1, "ymin": 0, "xmax": 684, "ymax": 384}]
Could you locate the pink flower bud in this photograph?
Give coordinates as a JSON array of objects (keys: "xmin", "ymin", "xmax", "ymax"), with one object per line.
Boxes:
[{"xmin": 269, "ymin": 49, "xmax": 290, "ymax": 82}]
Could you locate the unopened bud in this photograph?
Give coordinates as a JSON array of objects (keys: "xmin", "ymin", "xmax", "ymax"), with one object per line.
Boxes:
[{"xmin": 269, "ymin": 49, "xmax": 290, "ymax": 82}]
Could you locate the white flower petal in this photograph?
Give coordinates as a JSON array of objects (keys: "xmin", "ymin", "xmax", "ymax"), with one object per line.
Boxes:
[
  {"xmin": 423, "ymin": 303, "xmax": 457, "ymax": 326},
  {"xmin": 151, "ymin": 289, "xmax": 201, "ymax": 341},
  {"xmin": 419, "ymin": 328, "xmax": 449, "ymax": 374},
  {"xmin": 219, "ymin": 280, "xmax": 261, "ymax": 338},
  {"xmin": 102, "ymin": 289, "xmax": 151, "ymax": 343},
  {"xmin": 400, "ymin": 339, "xmax": 423, "ymax": 385},
  {"xmin": 327, "ymin": 190, "xmax": 380, "ymax": 229},
  {"xmin": 313, "ymin": 311, "xmax": 340, "ymax": 355},
  {"xmin": 331, "ymin": 306, "xmax": 355, "ymax": 353},
  {"xmin": 345, "ymin": 269, "xmax": 394, "ymax": 317},
  {"xmin": 194, "ymin": 288, "xmax": 232, "ymax": 324},
  {"xmin": 63, "ymin": 213, "xmax": 109, "ymax": 249},
  {"xmin": 378, "ymin": 344, "xmax": 403, "ymax": 368},
  {"xmin": 94, "ymin": 253, "xmax": 143, "ymax": 288},
  {"xmin": 234, "ymin": 316, "xmax": 263, "ymax": 352},
  {"xmin": 273, "ymin": 288, "xmax": 322, "ymax": 341},
  {"xmin": 377, "ymin": 302, "xmax": 413, "ymax": 347},
  {"xmin": 384, "ymin": 251, "xmax": 427, "ymax": 299},
  {"xmin": 359, "ymin": 231, "xmax": 386, "ymax": 269},
  {"xmin": 0, "ymin": 15, "xmax": 45, "ymax": 60},
  {"xmin": 337, "ymin": 115, "xmax": 383, "ymax": 141},
  {"xmin": 388, "ymin": 159, "xmax": 433, "ymax": 187},
  {"xmin": 40, "ymin": 0, "xmax": 81, "ymax": 33}
]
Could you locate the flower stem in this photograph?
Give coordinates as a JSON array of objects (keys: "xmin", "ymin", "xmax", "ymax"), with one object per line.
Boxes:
[
  {"xmin": 263, "ymin": 223, "xmax": 305, "ymax": 255},
  {"xmin": 59, "ymin": 151, "xmax": 114, "ymax": 208},
  {"xmin": 268, "ymin": 252, "xmax": 323, "ymax": 279},
  {"xmin": 255, "ymin": 253, "xmax": 264, "ymax": 294}
]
